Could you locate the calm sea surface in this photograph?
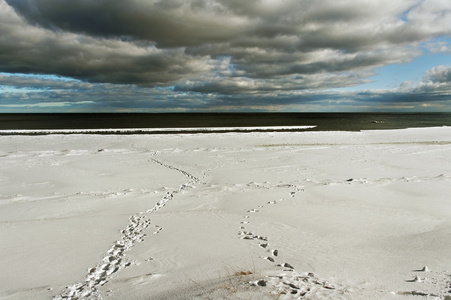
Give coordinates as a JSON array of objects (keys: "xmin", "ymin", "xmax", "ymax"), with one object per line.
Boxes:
[{"xmin": 0, "ymin": 113, "xmax": 450, "ymax": 133}]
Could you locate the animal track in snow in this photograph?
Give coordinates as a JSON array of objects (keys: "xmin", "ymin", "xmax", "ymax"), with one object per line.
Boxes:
[
  {"xmin": 238, "ymin": 187, "xmax": 343, "ymax": 299},
  {"xmin": 53, "ymin": 155, "xmax": 200, "ymax": 300},
  {"xmin": 153, "ymin": 225, "xmax": 163, "ymax": 234},
  {"xmin": 259, "ymin": 242, "xmax": 269, "ymax": 249}
]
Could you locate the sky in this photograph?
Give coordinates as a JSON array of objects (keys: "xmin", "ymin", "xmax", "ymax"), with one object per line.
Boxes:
[{"xmin": 1, "ymin": 0, "xmax": 451, "ymax": 112}]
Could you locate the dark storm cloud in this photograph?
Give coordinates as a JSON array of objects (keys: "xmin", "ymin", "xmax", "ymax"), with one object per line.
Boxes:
[
  {"xmin": 0, "ymin": 0, "xmax": 213, "ymax": 85},
  {"xmin": 1, "ymin": 0, "xmax": 451, "ymax": 102},
  {"xmin": 173, "ymin": 71, "xmax": 371, "ymax": 95},
  {"xmin": 8, "ymin": 0, "xmax": 447, "ymax": 49},
  {"xmin": 5, "ymin": 0, "xmax": 245, "ymax": 47}
]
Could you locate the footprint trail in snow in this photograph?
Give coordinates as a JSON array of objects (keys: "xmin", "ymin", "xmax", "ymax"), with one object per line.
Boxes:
[
  {"xmin": 238, "ymin": 187, "xmax": 342, "ymax": 299},
  {"xmin": 53, "ymin": 156, "xmax": 199, "ymax": 300}
]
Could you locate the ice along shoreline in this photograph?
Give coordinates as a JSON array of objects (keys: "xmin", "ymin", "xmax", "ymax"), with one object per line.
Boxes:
[{"xmin": 0, "ymin": 126, "xmax": 316, "ymax": 135}]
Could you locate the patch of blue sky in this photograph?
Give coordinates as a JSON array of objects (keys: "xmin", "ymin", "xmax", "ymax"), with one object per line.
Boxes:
[
  {"xmin": 0, "ymin": 86, "xmax": 17, "ymax": 93},
  {"xmin": 214, "ymin": 55, "xmax": 237, "ymax": 77},
  {"xmin": 155, "ymin": 85, "xmax": 175, "ymax": 91},
  {"xmin": 398, "ymin": 1, "xmax": 421, "ymax": 22},
  {"xmin": 340, "ymin": 43, "xmax": 451, "ymax": 92},
  {"xmin": 0, "ymin": 85, "xmax": 49, "ymax": 93},
  {"xmin": 0, "ymin": 72, "xmax": 78, "ymax": 82}
]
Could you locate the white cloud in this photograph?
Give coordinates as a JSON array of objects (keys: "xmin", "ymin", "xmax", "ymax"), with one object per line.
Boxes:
[
  {"xmin": 0, "ymin": 101, "xmax": 95, "ymax": 108},
  {"xmin": 417, "ymin": 65, "xmax": 451, "ymax": 92}
]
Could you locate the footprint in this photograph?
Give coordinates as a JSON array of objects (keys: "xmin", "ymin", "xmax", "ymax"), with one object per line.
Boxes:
[
  {"xmin": 153, "ymin": 226, "xmax": 163, "ymax": 234},
  {"xmin": 269, "ymin": 249, "xmax": 278, "ymax": 256},
  {"xmin": 238, "ymin": 230, "xmax": 254, "ymax": 236},
  {"xmin": 284, "ymin": 282, "xmax": 300, "ymax": 290},
  {"xmin": 250, "ymin": 279, "xmax": 267, "ymax": 287},
  {"xmin": 259, "ymin": 243, "xmax": 269, "ymax": 248},
  {"xmin": 262, "ymin": 256, "xmax": 275, "ymax": 262},
  {"xmin": 277, "ymin": 262, "xmax": 294, "ymax": 269}
]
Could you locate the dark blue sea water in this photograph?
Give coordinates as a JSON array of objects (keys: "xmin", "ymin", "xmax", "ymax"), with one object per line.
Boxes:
[{"xmin": 0, "ymin": 113, "xmax": 450, "ymax": 133}]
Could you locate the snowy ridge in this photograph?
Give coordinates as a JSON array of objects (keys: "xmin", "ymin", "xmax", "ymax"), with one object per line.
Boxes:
[{"xmin": 0, "ymin": 126, "xmax": 316, "ymax": 135}]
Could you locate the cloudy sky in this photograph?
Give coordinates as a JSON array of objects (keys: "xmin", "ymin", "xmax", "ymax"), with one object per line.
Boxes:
[{"xmin": 1, "ymin": 0, "xmax": 451, "ymax": 112}]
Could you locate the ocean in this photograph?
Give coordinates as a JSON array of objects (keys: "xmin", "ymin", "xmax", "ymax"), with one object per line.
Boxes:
[{"xmin": 0, "ymin": 113, "xmax": 450, "ymax": 133}]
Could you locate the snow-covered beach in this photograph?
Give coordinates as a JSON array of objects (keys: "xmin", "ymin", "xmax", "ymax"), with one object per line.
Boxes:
[{"xmin": 1, "ymin": 127, "xmax": 451, "ymax": 299}]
